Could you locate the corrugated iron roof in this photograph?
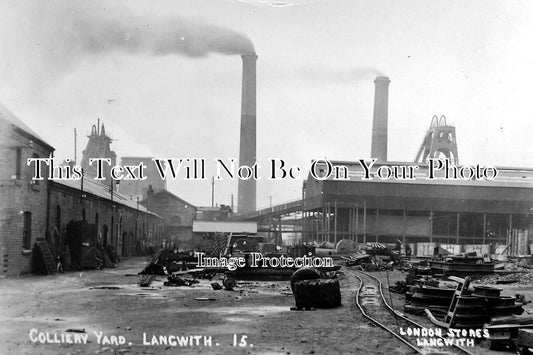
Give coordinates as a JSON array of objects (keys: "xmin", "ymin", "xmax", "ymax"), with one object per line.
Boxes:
[
  {"xmin": 310, "ymin": 160, "xmax": 533, "ymax": 188},
  {"xmin": 55, "ymin": 177, "xmax": 161, "ymax": 218}
]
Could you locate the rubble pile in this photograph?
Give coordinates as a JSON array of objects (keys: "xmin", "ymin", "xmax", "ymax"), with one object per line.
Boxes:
[
  {"xmin": 164, "ymin": 275, "xmax": 199, "ymax": 287},
  {"xmin": 478, "ymin": 270, "xmax": 533, "ymax": 285},
  {"xmin": 341, "ymin": 242, "xmax": 403, "ymax": 271}
]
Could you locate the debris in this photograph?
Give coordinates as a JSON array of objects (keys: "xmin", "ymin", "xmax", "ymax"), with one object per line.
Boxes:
[
  {"xmin": 194, "ymin": 297, "xmax": 216, "ymax": 301},
  {"xmin": 495, "ymin": 279, "xmax": 519, "ymax": 284},
  {"xmin": 138, "ymin": 263, "xmax": 166, "ymax": 276},
  {"xmin": 485, "ymin": 323, "xmax": 533, "ymax": 350},
  {"xmin": 341, "ymin": 253, "xmax": 370, "ymax": 267},
  {"xmin": 389, "ymin": 281, "xmax": 409, "ymax": 294},
  {"xmin": 222, "ymin": 277, "xmax": 237, "ymax": 291},
  {"xmin": 164, "ymin": 275, "xmax": 199, "ymax": 287},
  {"xmin": 66, "ymin": 329, "xmax": 85, "ymax": 333},
  {"xmin": 139, "ymin": 274, "xmax": 155, "ymax": 287},
  {"xmin": 516, "ymin": 329, "xmax": 533, "ymax": 354},
  {"xmin": 292, "ymin": 279, "xmax": 341, "ymax": 309},
  {"xmin": 211, "ymin": 282, "xmax": 223, "ymax": 290},
  {"xmin": 516, "ymin": 294, "xmax": 530, "ymax": 305},
  {"xmin": 290, "ymin": 267, "xmax": 320, "ymax": 293},
  {"xmin": 430, "ymin": 253, "xmax": 495, "ymax": 276},
  {"xmin": 92, "ymin": 286, "xmax": 121, "ymax": 290}
]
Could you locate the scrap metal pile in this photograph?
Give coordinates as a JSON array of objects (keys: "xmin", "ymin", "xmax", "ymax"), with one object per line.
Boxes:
[
  {"xmin": 429, "ymin": 252, "xmax": 495, "ymax": 276},
  {"xmin": 391, "ymin": 262, "xmax": 533, "ymax": 350},
  {"xmin": 341, "ymin": 243, "xmax": 401, "ymax": 271},
  {"xmin": 138, "ymin": 249, "xmax": 215, "ymax": 287},
  {"xmin": 394, "ymin": 266, "xmax": 527, "ymax": 318}
]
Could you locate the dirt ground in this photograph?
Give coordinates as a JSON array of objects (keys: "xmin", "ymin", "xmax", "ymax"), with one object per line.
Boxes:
[{"xmin": 1, "ymin": 257, "xmax": 532, "ymax": 355}]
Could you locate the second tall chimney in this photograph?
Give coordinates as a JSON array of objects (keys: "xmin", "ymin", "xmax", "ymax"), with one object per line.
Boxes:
[
  {"xmin": 371, "ymin": 76, "xmax": 390, "ymax": 162},
  {"xmin": 237, "ymin": 53, "xmax": 257, "ymax": 214}
]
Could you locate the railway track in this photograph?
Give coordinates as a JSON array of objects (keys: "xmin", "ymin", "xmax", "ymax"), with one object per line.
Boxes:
[{"xmin": 354, "ymin": 270, "xmax": 476, "ymax": 355}]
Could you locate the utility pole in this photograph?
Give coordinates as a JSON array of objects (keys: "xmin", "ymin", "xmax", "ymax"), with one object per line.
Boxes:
[
  {"xmin": 80, "ymin": 168, "xmax": 85, "ymax": 204},
  {"xmin": 74, "ymin": 128, "xmax": 77, "ymax": 164},
  {"xmin": 211, "ymin": 176, "xmax": 215, "ymax": 207}
]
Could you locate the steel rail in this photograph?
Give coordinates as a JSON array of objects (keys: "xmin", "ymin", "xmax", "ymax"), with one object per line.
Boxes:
[
  {"xmin": 357, "ymin": 270, "xmax": 476, "ymax": 355},
  {"xmin": 354, "ymin": 272, "xmax": 424, "ymax": 354}
]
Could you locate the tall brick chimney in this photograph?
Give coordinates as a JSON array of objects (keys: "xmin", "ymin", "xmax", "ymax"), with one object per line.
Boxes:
[
  {"xmin": 371, "ymin": 76, "xmax": 390, "ymax": 162},
  {"xmin": 237, "ymin": 53, "xmax": 257, "ymax": 214}
]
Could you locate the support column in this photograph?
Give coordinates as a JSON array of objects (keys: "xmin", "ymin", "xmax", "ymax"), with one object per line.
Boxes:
[
  {"xmin": 509, "ymin": 214, "xmax": 513, "ymax": 252},
  {"xmin": 363, "ymin": 201, "xmax": 367, "ymax": 244},
  {"xmin": 429, "ymin": 211, "xmax": 433, "ymax": 243},
  {"xmin": 278, "ymin": 217, "xmax": 282, "ymax": 247},
  {"xmin": 315, "ymin": 210, "xmax": 319, "ymax": 242},
  {"xmin": 326, "ymin": 202, "xmax": 331, "ymax": 243},
  {"xmin": 376, "ymin": 209, "xmax": 380, "ymax": 243},
  {"xmin": 456, "ymin": 212, "xmax": 460, "ymax": 245},
  {"xmin": 348, "ymin": 207, "xmax": 353, "ymax": 241},
  {"xmin": 402, "ymin": 209, "xmax": 406, "ymax": 246},
  {"xmin": 483, "ymin": 213, "xmax": 487, "ymax": 245},
  {"xmin": 321, "ymin": 206, "xmax": 325, "ymax": 242},
  {"xmin": 355, "ymin": 207, "xmax": 359, "ymax": 245},
  {"xmin": 334, "ymin": 200, "xmax": 338, "ymax": 246}
]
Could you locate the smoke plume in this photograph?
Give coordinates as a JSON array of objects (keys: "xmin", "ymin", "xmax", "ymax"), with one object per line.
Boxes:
[{"xmin": 0, "ymin": 0, "xmax": 254, "ymax": 95}]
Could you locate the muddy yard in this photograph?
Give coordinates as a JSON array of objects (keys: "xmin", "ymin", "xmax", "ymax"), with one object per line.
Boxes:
[{"xmin": 1, "ymin": 257, "xmax": 532, "ymax": 355}]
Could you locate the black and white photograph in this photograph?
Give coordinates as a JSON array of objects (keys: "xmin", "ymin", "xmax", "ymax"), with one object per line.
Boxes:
[{"xmin": 1, "ymin": 0, "xmax": 533, "ymax": 354}]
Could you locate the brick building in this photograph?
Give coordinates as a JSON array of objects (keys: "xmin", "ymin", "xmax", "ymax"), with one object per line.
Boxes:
[
  {"xmin": 141, "ymin": 188, "xmax": 197, "ymax": 249},
  {"xmin": 48, "ymin": 177, "xmax": 163, "ymax": 264},
  {"xmin": 0, "ymin": 105, "xmax": 165, "ymax": 276},
  {"xmin": 0, "ymin": 103, "xmax": 54, "ymax": 276}
]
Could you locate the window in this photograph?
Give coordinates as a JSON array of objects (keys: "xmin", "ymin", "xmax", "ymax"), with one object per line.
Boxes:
[
  {"xmin": 15, "ymin": 148, "xmax": 22, "ymax": 179},
  {"xmin": 23, "ymin": 211, "xmax": 32, "ymax": 249},
  {"xmin": 32, "ymin": 153, "xmax": 39, "ymax": 185}
]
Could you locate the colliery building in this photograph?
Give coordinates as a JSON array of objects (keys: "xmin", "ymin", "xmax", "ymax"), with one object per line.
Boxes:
[
  {"xmin": 48, "ymin": 177, "xmax": 163, "ymax": 267},
  {"xmin": 0, "ymin": 107, "xmax": 163, "ymax": 276},
  {"xmin": 300, "ymin": 76, "xmax": 533, "ymax": 253},
  {"xmin": 0, "ymin": 103, "xmax": 54, "ymax": 276},
  {"xmin": 303, "ymin": 160, "xmax": 533, "ymax": 248},
  {"xmin": 243, "ymin": 76, "xmax": 533, "ymax": 255}
]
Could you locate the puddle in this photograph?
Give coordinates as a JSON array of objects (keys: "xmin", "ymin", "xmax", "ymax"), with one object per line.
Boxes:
[
  {"xmin": 203, "ymin": 306, "xmax": 288, "ymax": 316},
  {"xmin": 224, "ymin": 316, "xmax": 252, "ymax": 322},
  {"xmin": 117, "ymin": 293, "xmax": 168, "ymax": 299},
  {"xmin": 0, "ymin": 314, "xmax": 88, "ymax": 326}
]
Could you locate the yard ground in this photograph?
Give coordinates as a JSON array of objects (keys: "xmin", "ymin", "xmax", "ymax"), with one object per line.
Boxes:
[{"xmin": 1, "ymin": 257, "xmax": 532, "ymax": 355}]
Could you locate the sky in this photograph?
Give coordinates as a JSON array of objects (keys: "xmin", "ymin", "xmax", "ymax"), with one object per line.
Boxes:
[{"xmin": 1, "ymin": 0, "xmax": 532, "ymax": 209}]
